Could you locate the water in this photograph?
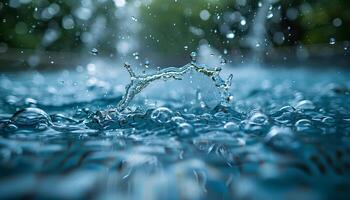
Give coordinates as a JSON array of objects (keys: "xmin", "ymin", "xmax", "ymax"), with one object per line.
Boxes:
[
  {"xmin": 247, "ymin": 0, "xmax": 272, "ymax": 63},
  {"xmin": 0, "ymin": 60, "xmax": 350, "ymax": 199}
]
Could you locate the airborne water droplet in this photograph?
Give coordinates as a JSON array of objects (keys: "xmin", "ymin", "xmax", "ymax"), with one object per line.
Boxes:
[
  {"xmin": 132, "ymin": 52, "xmax": 139, "ymax": 60},
  {"xmin": 90, "ymin": 48, "xmax": 98, "ymax": 55},
  {"xmin": 220, "ymin": 57, "xmax": 227, "ymax": 65},
  {"xmin": 131, "ymin": 16, "xmax": 138, "ymax": 22},
  {"xmin": 226, "ymin": 32, "xmax": 235, "ymax": 39},
  {"xmin": 144, "ymin": 60, "xmax": 150, "ymax": 68},
  {"xmin": 190, "ymin": 52, "xmax": 197, "ymax": 63}
]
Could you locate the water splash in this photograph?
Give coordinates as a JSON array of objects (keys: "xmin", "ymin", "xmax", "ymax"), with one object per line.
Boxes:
[{"xmin": 116, "ymin": 61, "xmax": 233, "ymax": 112}]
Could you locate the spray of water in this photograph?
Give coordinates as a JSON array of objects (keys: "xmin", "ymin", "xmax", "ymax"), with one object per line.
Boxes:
[{"xmin": 117, "ymin": 59, "xmax": 233, "ymax": 112}]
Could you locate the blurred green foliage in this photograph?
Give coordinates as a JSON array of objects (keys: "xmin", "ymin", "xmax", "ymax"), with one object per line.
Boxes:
[
  {"xmin": 0, "ymin": 0, "xmax": 349, "ymax": 55},
  {"xmin": 139, "ymin": 0, "xmax": 350, "ymax": 55},
  {"xmin": 0, "ymin": 0, "xmax": 119, "ymax": 53}
]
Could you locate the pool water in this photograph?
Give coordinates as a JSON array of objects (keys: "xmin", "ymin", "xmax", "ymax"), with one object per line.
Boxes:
[{"xmin": 0, "ymin": 61, "xmax": 350, "ymax": 200}]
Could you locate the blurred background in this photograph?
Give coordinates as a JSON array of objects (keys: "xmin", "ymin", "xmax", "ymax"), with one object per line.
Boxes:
[{"xmin": 0, "ymin": 0, "xmax": 349, "ymax": 70}]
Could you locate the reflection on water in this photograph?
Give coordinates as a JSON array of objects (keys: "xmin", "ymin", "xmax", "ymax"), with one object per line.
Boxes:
[{"xmin": 0, "ymin": 61, "xmax": 350, "ymax": 199}]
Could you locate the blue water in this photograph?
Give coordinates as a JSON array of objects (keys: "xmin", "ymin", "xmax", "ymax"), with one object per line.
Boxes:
[{"xmin": 0, "ymin": 62, "xmax": 350, "ymax": 200}]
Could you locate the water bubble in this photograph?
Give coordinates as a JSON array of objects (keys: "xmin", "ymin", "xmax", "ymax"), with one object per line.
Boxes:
[
  {"xmin": 295, "ymin": 119, "xmax": 313, "ymax": 132},
  {"xmin": 10, "ymin": 107, "xmax": 51, "ymax": 131},
  {"xmin": 36, "ymin": 123, "xmax": 49, "ymax": 131},
  {"xmin": 172, "ymin": 116, "xmax": 186, "ymax": 124},
  {"xmin": 265, "ymin": 126, "xmax": 293, "ymax": 141},
  {"xmin": 24, "ymin": 98, "xmax": 37, "ymax": 107},
  {"xmin": 176, "ymin": 123, "xmax": 194, "ymax": 136},
  {"xmin": 329, "ymin": 38, "xmax": 336, "ymax": 45},
  {"xmin": 4, "ymin": 123, "xmax": 18, "ymax": 132},
  {"xmin": 199, "ymin": 10, "xmax": 210, "ymax": 21},
  {"xmin": 244, "ymin": 112, "xmax": 269, "ymax": 132},
  {"xmin": 90, "ymin": 48, "xmax": 98, "ymax": 55},
  {"xmin": 265, "ymin": 126, "xmax": 297, "ymax": 150},
  {"xmin": 332, "ymin": 18, "xmax": 342, "ymax": 27},
  {"xmin": 279, "ymin": 105, "xmax": 295, "ymax": 113},
  {"xmin": 273, "ymin": 106, "xmax": 295, "ymax": 124},
  {"xmin": 224, "ymin": 122, "xmax": 239, "ymax": 132},
  {"xmin": 151, "ymin": 107, "xmax": 174, "ymax": 124},
  {"xmin": 321, "ymin": 116, "xmax": 335, "ymax": 126},
  {"xmin": 295, "ymin": 100, "xmax": 315, "ymax": 110},
  {"xmin": 249, "ymin": 112, "xmax": 268, "ymax": 126}
]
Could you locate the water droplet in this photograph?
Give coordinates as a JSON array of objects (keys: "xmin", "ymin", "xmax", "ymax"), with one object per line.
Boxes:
[
  {"xmin": 132, "ymin": 52, "xmax": 139, "ymax": 60},
  {"xmin": 24, "ymin": 98, "xmax": 37, "ymax": 107},
  {"xmin": 295, "ymin": 100, "xmax": 315, "ymax": 110},
  {"xmin": 267, "ymin": 13, "xmax": 273, "ymax": 19},
  {"xmin": 240, "ymin": 19, "xmax": 246, "ymax": 26},
  {"xmin": 4, "ymin": 123, "xmax": 18, "ymax": 132},
  {"xmin": 332, "ymin": 18, "xmax": 342, "ymax": 27},
  {"xmin": 36, "ymin": 122, "xmax": 49, "ymax": 131},
  {"xmin": 322, "ymin": 116, "xmax": 335, "ymax": 126},
  {"xmin": 176, "ymin": 123, "xmax": 194, "ymax": 136},
  {"xmin": 131, "ymin": 16, "xmax": 138, "ymax": 22},
  {"xmin": 150, "ymin": 107, "xmax": 174, "ymax": 124},
  {"xmin": 144, "ymin": 60, "xmax": 150, "ymax": 68},
  {"xmin": 329, "ymin": 38, "xmax": 336, "ymax": 45},
  {"xmin": 226, "ymin": 32, "xmax": 235, "ymax": 39},
  {"xmin": 265, "ymin": 126, "xmax": 293, "ymax": 141},
  {"xmin": 90, "ymin": 48, "xmax": 98, "ymax": 55},
  {"xmin": 184, "ymin": 45, "xmax": 188, "ymax": 50},
  {"xmin": 249, "ymin": 112, "xmax": 268, "ymax": 126},
  {"xmin": 199, "ymin": 9, "xmax": 210, "ymax": 21},
  {"xmin": 172, "ymin": 116, "xmax": 186, "ymax": 124},
  {"xmin": 190, "ymin": 52, "xmax": 197, "ymax": 63},
  {"xmin": 220, "ymin": 58, "xmax": 227, "ymax": 65},
  {"xmin": 224, "ymin": 122, "xmax": 239, "ymax": 132},
  {"xmin": 265, "ymin": 126, "xmax": 297, "ymax": 150}
]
